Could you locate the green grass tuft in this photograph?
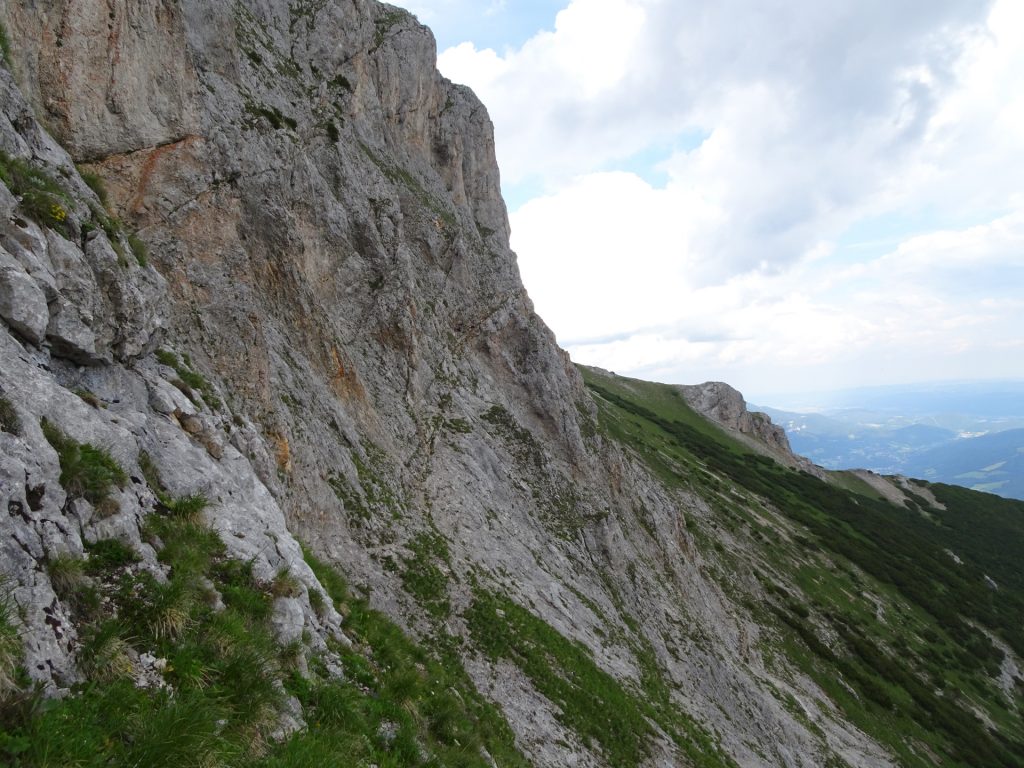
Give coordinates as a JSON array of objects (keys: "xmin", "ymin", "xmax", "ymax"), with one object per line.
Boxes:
[
  {"xmin": 0, "ymin": 151, "xmax": 71, "ymax": 233},
  {"xmin": 78, "ymin": 621, "xmax": 134, "ymax": 683},
  {"xmin": 46, "ymin": 553, "xmax": 88, "ymax": 597},
  {"xmin": 77, "ymin": 167, "xmax": 109, "ymax": 207},
  {"xmin": 163, "ymin": 493, "xmax": 209, "ymax": 522},
  {"xmin": 0, "ymin": 21, "xmax": 11, "ymax": 69},
  {"xmin": 154, "ymin": 348, "xmax": 220, "ymax": 409},
  {"xmin": 399, "ymin": 531, "xmax": 451, "ymax": 619},
  {"xmin": 0, "ymin": 584, "xmax": 22, "ymax": 700},
  {"xmin": 46, "ymin": 553, "xmax": 101, "ymax": 620},
  {"xmin": 126, "ymin": 233, "xmax": 148, "ymax": 267},
  {"xmin": 270, "ymin": 569, "xmax": 302, "ymax": 599},
  {"xmin": 301, "ymin": 545, "xmax": 347, "ymax": 606},
  {"xmin": 85, "ymin": 539, "xmax": 140, "ymax": 573},
  {"xmin": 41, "ymin": 419, "xmax": 127, "ymax": 504}
]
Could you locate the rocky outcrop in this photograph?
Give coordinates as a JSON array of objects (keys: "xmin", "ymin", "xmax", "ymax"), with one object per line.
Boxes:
[
  {"xmin": 677, "ymin": 381, "xmax": 793, "ymax": 453},
  {"xmin": 677, "ymin": 380, "xmax": 826, "ymax": 479}
]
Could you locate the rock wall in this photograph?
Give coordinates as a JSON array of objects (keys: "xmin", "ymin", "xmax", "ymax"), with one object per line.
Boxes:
[{"xmin": 0, "ymin": 63, "xmax": 345, "ymax": 703}]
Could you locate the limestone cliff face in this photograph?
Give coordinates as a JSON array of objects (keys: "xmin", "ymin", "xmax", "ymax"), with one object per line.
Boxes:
[
  {"xmin": 0, "ymin": 3, "xmax": 900, "ymax": 766},
  {"xmin": 675, "ymin": 381, "xmax": 825, "ymax": 478},
  {"xmin": 676, "ymin": 382, "xmax": 792, "ymax": 454}
]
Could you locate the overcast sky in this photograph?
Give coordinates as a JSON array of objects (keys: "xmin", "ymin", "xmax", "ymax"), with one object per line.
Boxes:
[{"xmin": 407, "ymin": 0, "xmax": 1024, "ymax": 401}]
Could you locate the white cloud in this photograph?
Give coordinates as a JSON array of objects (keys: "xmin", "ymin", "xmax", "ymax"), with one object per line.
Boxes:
[
  {"xmin": 439, "ymin": 42, "xmax": 508, "ymax": 83},
  {"xmin": 437, "ymin": 0, "xmax": 1024, "ymax": 395},
  {"xmin": 545, "ymin": 208, "xmax": 1024, "ymax": 395},
  {"xmin": 438, "ymin": 0, "xmax": 653, "ymax": 184},
  {"xmin": 512, "ymin": 172, "xmax": 705, "ymax": 342}
]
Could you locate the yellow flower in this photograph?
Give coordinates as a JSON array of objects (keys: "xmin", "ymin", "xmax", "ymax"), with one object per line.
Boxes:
[{"xmin": 50, "ymin": 203, "xmax": 67, "ymax": 222}]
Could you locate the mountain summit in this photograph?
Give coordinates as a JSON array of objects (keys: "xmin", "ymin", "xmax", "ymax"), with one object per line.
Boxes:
[{"xmin": 1, "ymin": 3, "xmax": 1022, "ymax": 766}]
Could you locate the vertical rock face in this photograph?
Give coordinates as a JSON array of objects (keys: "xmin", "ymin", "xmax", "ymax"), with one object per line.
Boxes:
[
  {"xmin": 0, "ymin": 60, "xmax": 345, "ymax": 699},
  {"xmin": 0, "ymin": 3, "xmax": 930, "ymax": 767}
]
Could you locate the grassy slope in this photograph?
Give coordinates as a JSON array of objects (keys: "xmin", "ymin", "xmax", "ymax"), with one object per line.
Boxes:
[
  {"xmin": 0, "ymin": 452, "xmax": 528, "ymax": 768},
  {"xmin": 580, "ymin": 366, "xmax": 1024, "ymax": 768},
  {"xmin": 4, "ymin": 361, "xmax": 1022, "ymax": 766},
  {"xmin": 1, "ymin": 534, "xmax": 529, "ymax": 768}
]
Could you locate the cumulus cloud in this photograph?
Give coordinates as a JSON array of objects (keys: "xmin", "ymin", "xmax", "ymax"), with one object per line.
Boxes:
[
  {"xmin": 434, "ymin": 0, "xmax": 1024, "ymax": 394},
  {"xmin": 441, "ymin": 1, "xmax": 990, "ymax": 177}
]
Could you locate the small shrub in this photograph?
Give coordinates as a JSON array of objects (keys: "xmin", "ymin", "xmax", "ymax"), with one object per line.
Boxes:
[
  {"xmin": 41, "ymin": 419, "xmax": 127, "ymax": 504},
  {"xmin": 0, "ymin": 396, "xmax": 20, "ymax": 435}
]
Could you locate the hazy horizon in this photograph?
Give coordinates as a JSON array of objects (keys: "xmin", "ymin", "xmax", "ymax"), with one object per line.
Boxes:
[{"xmin": 745, "ymin": 377, "xmax": 1024, "ymax": 411}]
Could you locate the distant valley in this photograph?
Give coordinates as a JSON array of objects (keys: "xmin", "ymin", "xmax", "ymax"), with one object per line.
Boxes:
[{"xmin": 754, "ymin": 381, "xmax": 1024, "ymax": 500}]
